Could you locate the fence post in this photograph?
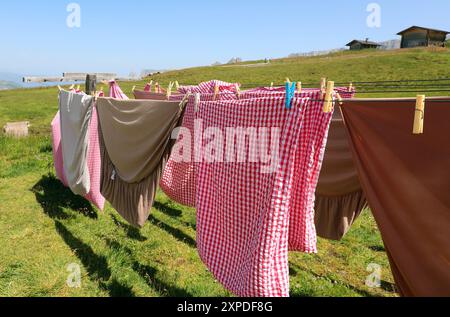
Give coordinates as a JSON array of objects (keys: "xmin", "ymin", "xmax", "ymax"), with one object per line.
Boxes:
[{"xmin": 85, "ymin": 74, "xmax": 97, "ymax": 95}]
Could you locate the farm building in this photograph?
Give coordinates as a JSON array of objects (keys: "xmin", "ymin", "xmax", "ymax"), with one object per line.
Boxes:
[
  {"xmin": 346, "ymin": 39, "xmax": 382, "ymax": 50},
  {"xmin": 397, "ymin": 26, "xmax": 449, "ymax": 48}
]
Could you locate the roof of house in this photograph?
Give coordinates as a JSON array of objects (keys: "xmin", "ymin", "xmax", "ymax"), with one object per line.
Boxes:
[
  {"xmin": 397, "ymin": 26, "xmax": 450, "ymax": 35},
  {"xmin": 345, "ymin": 39, "xmax": 382, "ymax": 47}
]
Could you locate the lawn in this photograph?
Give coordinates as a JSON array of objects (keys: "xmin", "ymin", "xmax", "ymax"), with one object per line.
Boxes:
[{"xmin": 1, "ymin": 47, "xmax": 449, "ymax": 297}]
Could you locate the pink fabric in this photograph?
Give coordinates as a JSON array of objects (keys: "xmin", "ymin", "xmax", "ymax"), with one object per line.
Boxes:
[
  {"xmin": 195, "ymin": 96, "xmax": 310, "ymax": 297},
  {"xmin": 83, "ymin": 106, "xmax": 105, "ymax": 210},
  {"xmin": 108, "ymin": 80, "xmax": 129, "ymax": 100},
  {"xmin": 178, "ymin": 80, "xmax": 241, "ymax": 94},
  {"xmin": 162, "ymin": 84, "xmax": 337, "ymax": 253},
  {"xmin": 160, "ymin": 81, "xmax": 239, "ymax": 207},
  {"xmin": 51, "ymin": 112, "xmax": 69, "ymax": 187},
  {"xmin": 144, "ymin": 83, "xmax": 152, "ymax": 92},
  {"xmin": 238, "ymin": 88, "xmax": 342, "ymax": 252}
]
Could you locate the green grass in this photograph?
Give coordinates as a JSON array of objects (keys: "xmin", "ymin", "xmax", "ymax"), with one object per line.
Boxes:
[{"xmin": 2, "ymin": 47, "xmax": 450, "ymax": 297}]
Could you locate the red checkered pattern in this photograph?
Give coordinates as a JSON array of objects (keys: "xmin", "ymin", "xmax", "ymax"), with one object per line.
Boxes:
[
  {"xmin": 239, "ymin": 88, "xmax": 355, "ymax": 252},
  {"xmin": 161, "ymin": 83, "xmax": 354, "ymax": 252},
  {"xmin": 160, "ymin": 81, "xmax": 239, "ymax": 207},
  {"xmin": 178, "ymin": 80, "xmax": 240, "ymax": 94},
  {"xmin": 195, "ymin": 96, "xmax": 309, "ymax": 297}
]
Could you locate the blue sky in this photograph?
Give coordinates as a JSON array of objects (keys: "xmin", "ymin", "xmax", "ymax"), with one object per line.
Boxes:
[{"xmin": 0, "ymin": 0, "xmax": 449, "ymax": 76}]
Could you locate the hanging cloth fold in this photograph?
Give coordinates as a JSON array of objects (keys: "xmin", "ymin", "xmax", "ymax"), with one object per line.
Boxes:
[
  {"xmin": 314, "ymin": 91, "xmax": 368, "ymax": 241},
  {"xmin": 108, "ymin": 80, "xmax": 129, "ymax": 100},
  {"xmin": 195, "ymin": 96, "xmax": 311, "ymax": 297},
  {"xmin": 59, "ymin": 90, "xmax": 94, "ymax": 196},
  {"xmin": 340, "ymin": 98, "xmax": 450, "ymax": 297},
  {"xmin": 96, "ymin": 97, "xmax": 187, "ymax": 227},
  {"xmin": 314, "ymin": 105, "xmax": 368, "ymax": 240},
  {"xmin": 160, "ymin": 80, "xmax": 240, "ymax": 207}
]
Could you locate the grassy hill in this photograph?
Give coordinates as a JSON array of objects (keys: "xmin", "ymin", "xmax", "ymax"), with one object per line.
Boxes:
[{"xmin": 0, "ymin": 47, "xmax": 449, "ymax": 297}]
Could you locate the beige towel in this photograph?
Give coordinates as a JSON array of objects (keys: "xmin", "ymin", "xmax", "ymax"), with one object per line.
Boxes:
[{"xmin": 96, "ymin": 97, "xmax": 187, "ymax": 228}]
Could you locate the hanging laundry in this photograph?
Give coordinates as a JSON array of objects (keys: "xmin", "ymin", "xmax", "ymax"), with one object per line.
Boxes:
[
  {"xmin": 178, "ymin": 80, "xmax": 241, "ymax": 94},
  {"xmin": 340, "ymin": 98, "xmax": 450, "ymax": 297},
  {"xmin": 144, "ymin": 83, "xmax": 152, "ymax": 92},
  {"xmin": 96, "ymin": 97, "xmax": 187, "ymax": 228},
  {"xmin": 195, "ymin": 96, "xmax": 311, "ymax": 297},
  {"xmin": 160, "ymin": 81, "xmax": 240, "ymax": 207},
  {"xmin": 108, "ymin": 80, "xmax": 129, "ymax": 100},
  {"xmin": 133, "ymin": 89, "xmax": 175, "ymax": 101},
  {"xmin": 238, "ymin": 88, "xmax": 337, "ymax": 252},
  {"xmin": 59, "ymin": 90, "xmax": 94, "ymax": 196},
  {"xmin": 314, "ymin": 108, "xmax": 368, "ymax": 241},
  {"xmin": 51, "ymin": 111, "xmax": 69, "ymax": 187},
  {"xmin": 52, "ymin": 90, "xmax": 108, "ymax": 210}
]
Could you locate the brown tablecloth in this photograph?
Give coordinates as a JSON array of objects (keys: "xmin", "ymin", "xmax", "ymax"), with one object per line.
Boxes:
[{"xmin": 340, "ymin": 98, "xmax": 450, "ymax": 296}]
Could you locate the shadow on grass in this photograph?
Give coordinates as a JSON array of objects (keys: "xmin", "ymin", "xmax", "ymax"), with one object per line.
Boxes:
[
  {"xmin": 106, "ymin": 239, "xmax": 193, "ymax": 297},
  {"xmin": 31, "ymin": 174, "xmax": 97, "ymax": 220},
  {"xmin": 153, "ymin": 201, "xmax": 183, "ymax": 218},
  {"xmin": 110, "ymin": 213, "xmax": 147, "ymax": 242},
  {"xmin": 369, "ymin": 245, "xmax": 386, "ymax": 252},
  {"xmin": 55, "ymin": 221, "xmax": 111, "ymax": 281},
  {"xmin": 289, "ymin": 262, "xmax": 381, "ymax": 298},
  {"xmin": 149, "ymin": 215, "xmax": 196, "ymax": 248},
  {"xmin": 153, "ymin": 201, "xmax": 197, "ymax": 231},
  {"xmin": 55, "ymin": 221, "xmax": 136, "ymax": 297}
]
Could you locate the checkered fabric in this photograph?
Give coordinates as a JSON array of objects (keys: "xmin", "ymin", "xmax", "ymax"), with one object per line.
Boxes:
[
  {"xmin": 160, "ymin": 81, "xmax": 239, "ymax": 207},
  {"xmin": 195, "ymin": 96, "xmax": 310, "ymax": 297},
  {"xmin": 161, "ymin": 83, "xmax": 352, "ymax": 252},
  {"xmin": 239, "ymin": 88, "xmax": 354, "ymax": 252},
  {"xmin": 178, "ymin": 80, "xmax": 241, "ymax": 94}
]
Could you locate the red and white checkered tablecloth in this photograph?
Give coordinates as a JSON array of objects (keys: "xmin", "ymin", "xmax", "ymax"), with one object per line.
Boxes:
[
  {"xmin": 161, "ymin": 83, "xmax": 353, "ymax": 254},
  {"xmin": 195, "ymin": 96, "xmax": 310, "ymax": 297},
  {"xmin": 160, "ymin": 81, "xmax": 239, "ymax": 207}
]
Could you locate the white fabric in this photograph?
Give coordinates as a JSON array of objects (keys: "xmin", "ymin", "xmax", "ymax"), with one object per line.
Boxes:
[{"xmin": 59, "ymin": 90, "xmax": 94, "ymax": 196}]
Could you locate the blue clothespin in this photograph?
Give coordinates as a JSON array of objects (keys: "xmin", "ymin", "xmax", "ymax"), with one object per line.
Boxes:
[{"xmin": 285, "ymin": 81, "xmax": 296, "ymax": 109}]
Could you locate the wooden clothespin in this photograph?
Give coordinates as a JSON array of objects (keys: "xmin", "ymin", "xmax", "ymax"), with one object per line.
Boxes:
[
  {"xmin": 413, "ymin": 95, "xmax": 426, "ymax": 134},
  {"xmin": 76, "ymin": 84, "xmax": 81, "ymax": 91},
  {"xmin": 323, "ymin": 81, "xmax": 335, "ymax": 113},
  {"xmin": 155, "ymin": 82, "xmax": 160, "ymax": 93},
  {"xmin": 348, "ymin": 82, "xmax": 353, "ymax": 92},
  {"xmin": 69, "ymin": 84, "xmax": 75, "ymax": 90},
  {"xmin": 336, "ymin": 93, "xmax": 343, "ymax": 105},
  {"xmin": 235, "ymin": 83, "xmax": 241, "ymax": 99},
  {"xmin": 57, "ymin": 85, "xmax": 63, "ymax": 92},
  {"xmin": 132, "ymin": 85, "xmax": 136, "ymax": 92},
  {"xmin": 286, "ymin": 78, "xmax": 291, "ymax": 84},
  {"xmin": 166, "ymin": 82, "xmax": 174, "ymax": 100},
  {"xmin": 270, "ymin": 82, "xmax": 274, "ymax": 89},
  {"xmin": 174, "ymin": 81, "xmax": 180, "ymax": 91},
  {"xmin": 320, "ymin": 78, "xmax": 327, "ymax": 95},
  {"xmin": 213, "ymin": 83, "xmax": 219, "ymax": 100},
  {"xmin": 296, "ymin": 82, "xmax": 302, "ymax": 93}
]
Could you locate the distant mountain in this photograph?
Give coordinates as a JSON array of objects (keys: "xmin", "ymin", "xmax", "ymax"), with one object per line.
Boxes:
[
  {"xmin": 0, "ymin": 72, "xmax": 22, "ymax": 90},
  {"xmin": 0, "ymin": 80, "xmax": 21, "ymax": 90}
]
